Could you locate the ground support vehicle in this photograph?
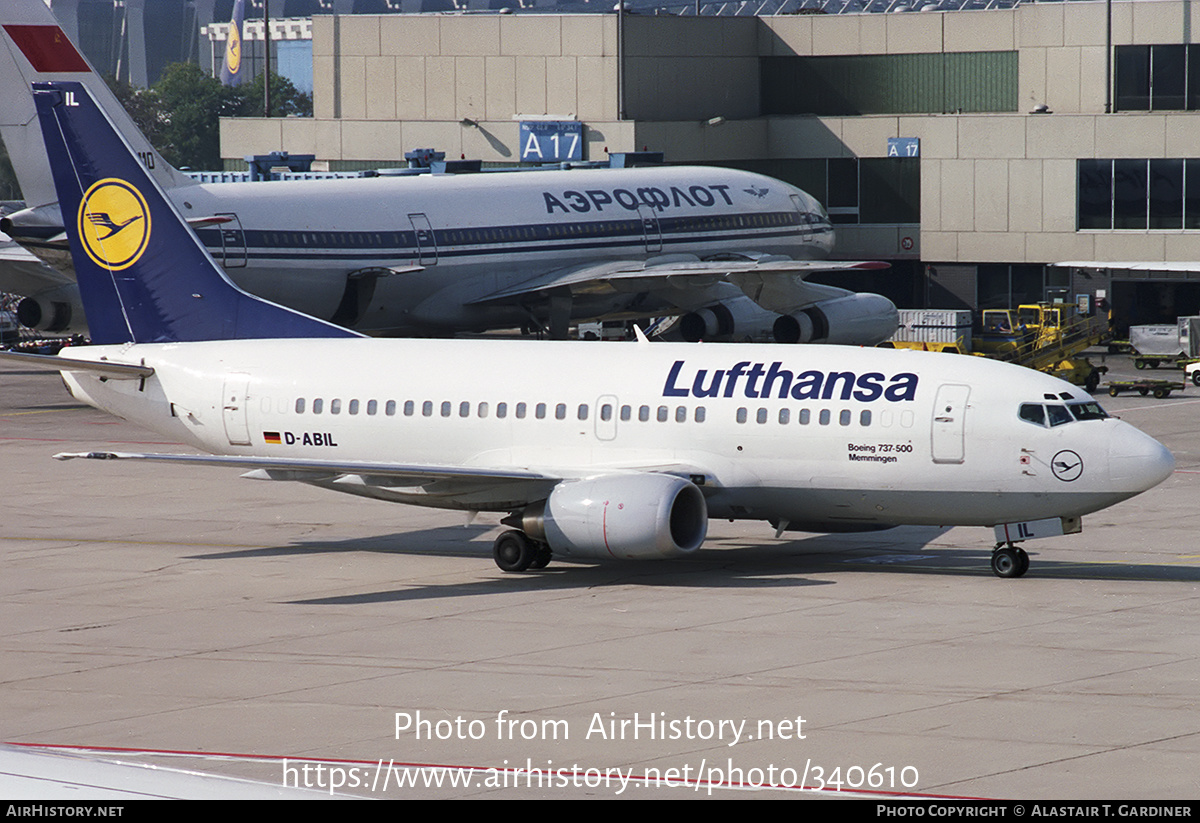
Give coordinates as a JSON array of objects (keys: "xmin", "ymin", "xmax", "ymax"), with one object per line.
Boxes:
[{"xmin": 1107, "ymin": 379, "xmax": 1184, "ymax": 398}]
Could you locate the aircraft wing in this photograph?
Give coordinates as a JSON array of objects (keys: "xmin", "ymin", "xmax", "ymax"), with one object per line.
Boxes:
[
  {"xmin": 468, "ymin": 255, "xmax": 889, "ymax": 315},
  {"xmin": 54, "ymin": 450, "xmax": 556, "ymax": 484},
  {"xmin": 52, "ymin": 451, "xmax": 718, "ymax": 508}
]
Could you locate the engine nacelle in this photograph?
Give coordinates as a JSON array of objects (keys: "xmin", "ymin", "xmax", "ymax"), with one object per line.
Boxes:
[
  {"xmin": 678, "ymin": 299, "xmax": 779, "ymax": 342},
  {"xmin": 522, "ymin": 474, "xmax": 707, "ymax": 560},
  {"xmin": 16, "ymin": 284, "xmax": 87, "ymax": 333},
  {"xmin": 773, "ymin": 292, "xmax": 898, "ymax": 346}
]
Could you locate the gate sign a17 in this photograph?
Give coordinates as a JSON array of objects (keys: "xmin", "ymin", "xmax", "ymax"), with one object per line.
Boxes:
[
  {"xmin": 520, "ymin": 121, "xmax": 584, "ymax": 163},
  {"xmin": 887, "ymin": 137, "xmax": 920, "ymax": 157}
]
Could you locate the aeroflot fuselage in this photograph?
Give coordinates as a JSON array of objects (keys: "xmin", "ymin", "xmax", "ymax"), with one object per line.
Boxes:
[
  {"xmin": 169, "ymin": 165, "xmax": 834, "ymax": 332},
  {"xmin": 60, "ymin": 339, "xmax": 1172, "ymax": 533}
]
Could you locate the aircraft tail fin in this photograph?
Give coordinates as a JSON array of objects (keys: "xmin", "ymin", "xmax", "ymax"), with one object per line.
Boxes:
[
  {"xmin": 0, "ymin": 0, "xmax": 193, "ymax": 208},
  {"xmin": 32, "ymin": 81, "xmax": 361, "ymax": 345}
]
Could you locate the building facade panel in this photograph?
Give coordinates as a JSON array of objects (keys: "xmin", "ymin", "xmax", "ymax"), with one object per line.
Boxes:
[
  {"xmin": 379, "ymin": 14, "xmax": 442, "ymax": 57},
  {"xmin": 394, "ymin": 56, "xmax": 428, "ymax": 120}
]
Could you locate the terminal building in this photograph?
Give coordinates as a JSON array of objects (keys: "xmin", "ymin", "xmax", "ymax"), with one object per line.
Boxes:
[{"xmin": 203, "ymin": 2, "xmax": 1200, "ymax": 332}]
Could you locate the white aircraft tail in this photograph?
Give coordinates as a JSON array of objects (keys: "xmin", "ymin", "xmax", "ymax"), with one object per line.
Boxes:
[{"xmin": 0, "ymin": 0, "xmax": 193, "ymax": 208}]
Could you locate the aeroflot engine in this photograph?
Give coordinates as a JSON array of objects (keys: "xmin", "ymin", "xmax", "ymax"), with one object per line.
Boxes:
[
  {"xmin": 521, "ymin": 474, "xmax": 708, "ymax": 560},
  {"xmin": 680, "ymin": 292, "xmax": 898, "ymax": 346},
  {"xmin": 772, "ymin": 293, "xmax": 899, "ymax": 345}
]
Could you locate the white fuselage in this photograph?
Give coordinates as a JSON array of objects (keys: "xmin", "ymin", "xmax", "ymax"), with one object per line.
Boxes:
[
  {"xmin": 169, "ymin": 165, "xmax": 834, "ymax": 333},
  {"xmin": 60, "ymin": 340, "xmax": 1172, "ymax": 531}
]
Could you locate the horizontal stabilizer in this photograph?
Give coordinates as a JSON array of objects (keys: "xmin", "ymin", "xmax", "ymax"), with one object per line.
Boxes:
[{"xmin": 0, "ymin": 350, "xmax": 153, "ymax": 379}]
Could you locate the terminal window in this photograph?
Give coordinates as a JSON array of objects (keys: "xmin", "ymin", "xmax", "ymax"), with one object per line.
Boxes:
[
  {"xmin": 1115, "ymin": 45, "xmax": 1200, "ymax": 111},
  {"xmin": 1078, "ymin": 159, "xmax": 1200, "ymax": 230}
]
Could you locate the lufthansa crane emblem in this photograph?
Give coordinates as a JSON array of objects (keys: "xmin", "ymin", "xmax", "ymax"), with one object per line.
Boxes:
[
  {"xmin": 1051, "ymin": 449, "xmax": 1084, "ymax": 482},
  {"xmin": 77, "ymin": 178, "xmax": 151, "ymax": 271}
]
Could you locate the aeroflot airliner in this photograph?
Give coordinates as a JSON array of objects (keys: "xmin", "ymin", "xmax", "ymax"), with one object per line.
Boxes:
[
  {"xmin": 4, "ymin": 82, "xmax": 1175, "ymax": 579},
  {"xmin": 0, "ymin": 0, "xmax": 895, "ymax": 344}
]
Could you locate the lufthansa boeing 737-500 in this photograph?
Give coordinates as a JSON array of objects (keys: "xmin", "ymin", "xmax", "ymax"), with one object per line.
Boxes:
[
  {"xmin": 0, "ymin": 0, "xmax": 896, "ymax": 345},
  {"xmin": 0, "ymin": 81, "xmax": 1175, "ymax": 578}
]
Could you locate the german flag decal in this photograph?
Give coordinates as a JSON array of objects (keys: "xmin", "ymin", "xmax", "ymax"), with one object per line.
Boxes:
[{"xmin": 263, "ymin": 431, "xmax": 282, "ymax": 444}]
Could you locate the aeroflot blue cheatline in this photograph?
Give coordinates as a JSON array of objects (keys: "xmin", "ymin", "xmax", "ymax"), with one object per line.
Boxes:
[{"xmin": 1, "ymin": 82, "xmax": 1175, "ymax": 578}]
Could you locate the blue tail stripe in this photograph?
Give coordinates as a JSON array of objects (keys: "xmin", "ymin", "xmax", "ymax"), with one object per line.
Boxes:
[{"xmin": 32, "ymin": 81, "xmax": 360, "ymax": 344}]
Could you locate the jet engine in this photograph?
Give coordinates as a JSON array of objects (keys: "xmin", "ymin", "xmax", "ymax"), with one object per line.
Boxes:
[
  {"xmin": 678, "ymin": 299, "xmax": 780, "ymax": 342},
  {"xmin": 520, "ymin": 473, "xmax": 707, "ymax": 560},
  {"xmin": 772, "ymin": 292, "xmax": 899, "ymax": 345},
  {"xmin": 16, "ymin": 284, "xmax": 87, "ymax": 333}
]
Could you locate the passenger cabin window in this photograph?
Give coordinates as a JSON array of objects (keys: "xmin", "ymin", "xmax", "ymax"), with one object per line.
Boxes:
[
  {"xmin": 313, "ymin": 398, "xmax": 324, "ymax": 414},
  {"xmin": 387, "ymin": 400, "xmax": 397, "ymax": 416},
  {"xmin": 295, "ymin": 398, "xmax": 305, "ymax": 414}
]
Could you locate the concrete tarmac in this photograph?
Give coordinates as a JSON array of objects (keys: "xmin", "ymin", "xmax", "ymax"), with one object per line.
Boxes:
[{"xmin": 1, "ymin": 352, "xmax": 1198, "ymax": 799}]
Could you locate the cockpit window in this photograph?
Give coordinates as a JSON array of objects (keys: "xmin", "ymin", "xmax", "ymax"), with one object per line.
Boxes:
[
  {"xmin": 1019, "ymin": 400, "xmax": 1110, "ymax": 428},
  {"xmin": 1069, "ymin": 402, "xmax": 1108, "ymax": 421},
  {"xmin": 1046, "ymin": 405, "xmax": 1072, "ymax": 426},
  {"xmin": 1019, "ymin": 404, "xmax": 1045, "ymax": 426}
]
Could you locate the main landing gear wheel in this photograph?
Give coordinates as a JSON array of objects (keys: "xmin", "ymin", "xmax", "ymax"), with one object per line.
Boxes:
[
  {"xmin": 529, "ymin": 544, "xmax": 553, "ymax": 569},
  {"xmin": 991, "ymin": 545, "xmax": 1030, "ymax": 578},
  {"xmin": 493, "ymin": 530, "xmax": 536, "ymax": 572}
]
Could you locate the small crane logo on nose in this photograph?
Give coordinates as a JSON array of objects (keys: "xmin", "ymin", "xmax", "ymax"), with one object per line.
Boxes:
[{"xmin": 1051, "ymin": 450, "xmax": 1083, "ymax": 482}]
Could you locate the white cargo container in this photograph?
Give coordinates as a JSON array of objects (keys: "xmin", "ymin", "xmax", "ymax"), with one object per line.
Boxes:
[
  {"xmin": 1130, "ymin": 324, "xmax": 1184, "ymax": 357},
  {"xmin": 1178, "ymin": 316, "xmax": 1200, "ymax": 358},
  {"xmin": 891, "ymin": 309, "xmax": 973, "ymax": 351}
]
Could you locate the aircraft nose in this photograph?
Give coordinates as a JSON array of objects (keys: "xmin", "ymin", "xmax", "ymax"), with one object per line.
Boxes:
[{"xmin": 1109, "ymin": 427, "xmax": 1175, "ymax": 492}]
